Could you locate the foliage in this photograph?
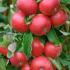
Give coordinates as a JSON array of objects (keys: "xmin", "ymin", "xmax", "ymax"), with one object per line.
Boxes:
[{"xmin": 0, "ymin": 0, "xmax": 70, "ymax": 70}]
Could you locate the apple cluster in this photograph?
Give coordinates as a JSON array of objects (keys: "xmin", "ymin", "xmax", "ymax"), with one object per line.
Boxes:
[{"xmin": 0, "ymin": 0, "xmax": 68, "ymax": 70}]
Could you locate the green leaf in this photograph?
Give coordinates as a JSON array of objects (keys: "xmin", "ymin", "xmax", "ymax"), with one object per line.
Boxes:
[
  {"xmin": 7, "ymin": 50, "xmax": 14, "ymax": 58},
  {"xmin": 59, "ymin": 58, "xmax": 70, "ymax": 70},
  {"xmin": 61, "ymin": 0, "xmax": 70, "ymax": 4},
  {"xmin": 59, "ymin": 58, "xmax": 70, "ymax": 66},
  {"xmin": 2, "ymin": 0, "xmax": 7, "ymax": 7},
  {"xmin": 46, "ymin": 28, "xmax": 60, "ymax": 45},
  {"xmin": 0, "ymin": 1, "xmax": 2, "ymax": 7},
  {"xmin": 36, "ymin": 0, "xmax": 41, "ymax": 3},
  {"xmin": 6, "ymin": 64, "xmax": 19, "ymax": 70},
  {"xmin": 14, "ymin": 34, "xmax": 23, "ymax": 51},
  {"xmin": 0, "ymin": 37, "xmax": 3, "ymax": 42},
  {"xmin": 40, "ymin": 36, "xmax": 48, "ymax": 44},
  {"xmin": 0, "ymin": 58, "xmax": 6, "ymax": 70},
  {"xmin": 68, "ymin": 65, "xmax": 70, "ymax": 70},
  {"xmin": 22, "ymin": 32, "xmax": 33, "ymax": 58},
  {"xmin": 59, "ymin": 30, "xmax": 70, "ymax": 36},
  {"xmin": 12, "ymin": 0, "xmax": 16, "ymax": 5},
  {"xmin": 49, "ymin": 58, "xmax": 62, "ymax": 70},
  {"xmin": 0, "ymin": 14, "xmax": 7, "ymax": 23},
  {"xmin": 0, "ymin": 7, "xmax": 7, "ymax": 13},
  {"xmin": 8, "ymin": 42, "xmax": 16, "ymax": 52}
]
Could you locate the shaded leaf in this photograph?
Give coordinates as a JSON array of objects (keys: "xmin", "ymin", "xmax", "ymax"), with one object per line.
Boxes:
[
  {"xmin": 6, "ymin": 64, "xmax": 19, "ymax": 70},
  {"xmin": 47, "ymin": 28, "xmax": 60, "ymax": 45}
]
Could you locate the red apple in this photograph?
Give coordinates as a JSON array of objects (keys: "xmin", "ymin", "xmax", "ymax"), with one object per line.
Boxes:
[
  {"xmin": 31, "ymin": 56, "xmax": 53, "ymax": 70},
  {"xmin": 39, "ymin": 0, "xmax": 60, "ymax": 16},
  {"xmin": 44, "ymin": 42, "xmax": 62, "ymax": 58},
  {"xmin": 29, "ymin": 14, "xmax": 51, "ymax": 36},
  {"xmin": 16, "ymin": 0, "xmax": 38, "ymax": 16},
  {"xmin": 32, "ymin": 38, "xmax": 44, "ymax": 57},
  {"xmin": 10, "ymin": 52, "xmax": 27, "ymax": 67},
  {"xmin": 11, "ymin": 11, "xmax": 28, "ymax": 32},
  {"xmin": 51, "ymin": 10, "xmax": 68, "ymax": 27}
]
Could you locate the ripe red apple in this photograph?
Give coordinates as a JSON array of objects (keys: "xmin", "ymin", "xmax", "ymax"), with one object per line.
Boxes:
[
  {"xmin": 11, "ymin": 11, "xmax": 28, "ymax": 32},
  {"xmin": 0, "ymin": 47, "xmax": 8, "ymax": 56},
  {"xmin": 31, "ymin": 56, "xmax": 53, "ymax": 70},
  {"xmin": 32, "ymin": 38, "xmax": 44, "ymax": 57},
  {"xmin": 21, "ymin": 64, "xmax": 30, "ymax": 70},
  {"xmin": 16, "ymin": 0, "xmax": 38, "ymax": 16},
  {"xmin": 39, "ymin": 0, "xmax": 60, "ymax": 16},
  {"xmin": 51, "ymin": 10, "xmax": 68, "ymax": 27},
  {"xmin": 10, "ymin": 52, "xmax": 27, "ymax": 67},
  {"xmin": 29, "ymin": 14, "xmax": 51, "ymax": 36},
  {"xmin": 44, "ymin": 42, "xmax": 62, "ymax": 58}
]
